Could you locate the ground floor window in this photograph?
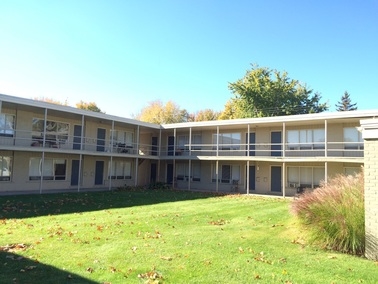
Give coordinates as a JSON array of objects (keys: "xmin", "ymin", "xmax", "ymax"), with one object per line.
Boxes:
[
  {"xmin": 344, "ymin": 167, "xmax": 362, "ymax": 176},
  {"xmin": 109, "ymin": 160, "xmax": 132, "ymax": 179},
  {"xmin": 0, "ymin": 156, "xmax": 12, "ymax": 181},
  {"xmin": 212, "ymin": 164, "xmax": 240, "ymax": 184},
  {"xmin": 287, "ymin": 166, "xmax": 324, "ymax": 188},
  {"xmin": 175, "ymin": 162, "xmax": 201, "ymax": 182},
  {"xmin": 29, "ymin": 158, "xmax": 66, "ymax": 180}
]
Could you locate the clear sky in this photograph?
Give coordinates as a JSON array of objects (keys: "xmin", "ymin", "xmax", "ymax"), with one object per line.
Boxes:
[{"xmin": 1, "ymin": 0, "xmax": 377, "ymax": 118}]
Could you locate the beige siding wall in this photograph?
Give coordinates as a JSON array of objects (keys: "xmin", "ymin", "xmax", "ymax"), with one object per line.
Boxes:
[{"xmin": 363, "ymin": 139, "xmax": 378, "ymax": 260}]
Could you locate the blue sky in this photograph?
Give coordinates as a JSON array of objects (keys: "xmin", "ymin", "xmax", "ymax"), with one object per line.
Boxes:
[{"xmin": 1, "ymin": 0, "xmax": 377, "ymax": 118}]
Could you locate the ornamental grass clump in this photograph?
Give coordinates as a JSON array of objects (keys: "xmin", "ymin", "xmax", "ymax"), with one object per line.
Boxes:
[{"xmin": 291, "ymin": 172, "xmax": 365, "ymax": 255}]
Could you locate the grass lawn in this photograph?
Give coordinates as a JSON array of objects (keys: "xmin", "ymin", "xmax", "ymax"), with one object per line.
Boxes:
[{"xmin": 0, "ymin": 189, "xmax": 376, "ymax": 284}]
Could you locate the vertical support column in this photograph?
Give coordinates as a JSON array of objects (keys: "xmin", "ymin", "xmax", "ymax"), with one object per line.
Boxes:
[
  {"xmin": 247, "ymin": 124, "xmax": 250, "ymax": 157},
  {"xmin": 78, "ymin": 115, "xmax": 85, "ymax": 192},
  {"xmin": 246, "ymin": 160, "xmax": 250, "ymax": 195},
  {"xmin": 173, "ymin": 128, "xmax": 176, "ymax": 188},
  {"xmin": 282, "ymin": 162, "xmax": 286, "ymax": 198},
  {"xmin": 188, "ymin": 159, "xmax": 191, "ymax": 190},
  {"xmin": 360, "ymin": 119, "xmax": 378, "ymax": 260},
  {"xmin": 158, "ymin": 129, "xmax": 162, "ymax": 181},
  {"xmin": 325, "ymin": 119, "xmax": 328, "ymax": 158},
  {"xmin": 189, "ymin": 127, "xmax": 192, "ymax": 155},
  {"xmin": 39, "ymin": 108, "xmax": 48, "ymax": 194},
  {"xmin": 216, "ymin": 126, "xmax": 219, "ymax": 156},
  {"xmin": 109, "ymin": 120, "xmax": 115, "ymax": 191},
  {"xmin": 173, "ymin": 128, "xmax": 176, "ymax": 156},
  {"xmin": 216, "ymin": 160, "xmax": 219, "ymax": 193},
  {"xmin": 282, "ymin": 123, "xmax": 286, "ymax": 158},
  {"xmin": 324, "ymin": 161, "xmax": 328, "ymax": 184},
  {"xmin": 135, "ymin": 126, "xmax": 140, "ymax": 187}
]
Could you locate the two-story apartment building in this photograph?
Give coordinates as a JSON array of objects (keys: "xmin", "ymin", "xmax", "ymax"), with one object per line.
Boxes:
[{"xmin": 0, "ymin": 93, "xmax": 374, "ymax": 196}]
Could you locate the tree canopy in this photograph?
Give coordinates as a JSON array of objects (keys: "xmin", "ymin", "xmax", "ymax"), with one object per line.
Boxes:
[
  {"xmin": 335, "ymin": 91, "xmax": 357, "ymax": 111},
  {"xmin": 34, "ymin": 96, "xmax": 68, "ymax": 106},
  {"xmin": 192, "ymin": 109, "xmax": 220, "ymax": 121},
  {"xmin": 76, "ymin": 101, "xmax": 103, "ymax": 113},
  {"xmin": 134, "ymin": 100, "xmax": 189, "ymax": 124},
  {"xmin": 227, "ymin": 65, "xmax": 328, "ymax": 118}
]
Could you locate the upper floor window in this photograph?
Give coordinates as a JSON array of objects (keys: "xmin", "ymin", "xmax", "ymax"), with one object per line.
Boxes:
[
  {"xmin": 29, "ymin": 158, "xmax": 66, "ymax": 180},
  {"xmin": 343, "ymin": 127, "xmax": 363, "ymax": 149},
  {"xmin": 212, "ymin": 133, "xmax": 241, "ymax": 150},
  {"xmin": 32, "ymin": 118, "xmax": 69, "ymax": 147},
  {"xmin": 287, "ymin": 129, "xmax": 325, "ymax": 149},
  {"xmin": 176, "ymin": 134, "xmax": 202, "ymax": 151},
  {"xmin": 0, "ymin": 156, "xmax": 12, "ymax": 181},
  {"xmin": 0, "ymin": 114, "xmax": 15, "ymax": 137},
  {"xmin": 111, "ymin": 130, "xmax": 134, "ymax": 148}
]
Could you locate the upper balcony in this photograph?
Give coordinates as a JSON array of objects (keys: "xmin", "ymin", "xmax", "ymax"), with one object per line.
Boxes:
[
  {"xmin": 0, "ymin": 129, "xmax": 364, "ymax": 160},
  {"xmin": 159, "ymin": 141, "xmax": 364, "ymax": 159},
  {"xmin": 0, "ymin": 129, "xmax": 159, "ymax": 157}
]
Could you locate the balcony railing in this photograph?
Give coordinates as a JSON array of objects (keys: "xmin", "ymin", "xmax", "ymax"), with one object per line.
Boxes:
[
  {"xmin": 160, "ymin": 141, "xmax": 364, "ymax": 158},
  {"xmin": 0, "ymin": 129, "xmax": 157, "ymax": 156},
  {"xmin": 0, "ymin": 130, "xmax": 364, "ymax": 159}
]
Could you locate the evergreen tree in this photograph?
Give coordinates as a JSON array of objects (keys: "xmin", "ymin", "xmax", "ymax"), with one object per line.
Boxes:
[{"xmin": 335, "ymin": 91, "xmax": 357, "ymax": 111}]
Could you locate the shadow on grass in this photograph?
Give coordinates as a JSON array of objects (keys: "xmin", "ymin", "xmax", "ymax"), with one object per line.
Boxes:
[
  {"xmin": 0, "ymin": 188, "xmax": 220, "ymax": 219},
  {"xmin": 0, "ymin": 250, "xmax": 98, "ymax": 284}
]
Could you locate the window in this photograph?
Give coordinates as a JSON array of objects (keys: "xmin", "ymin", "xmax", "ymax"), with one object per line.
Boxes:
[
  {"xmin": 192, "ymin": 134, "xmax": 201, "ymax": 150},
  {"xmin": 287, "ymin": 129, "xmax": 325, "ymax": 149},
  {"xmin": 29, "ymin": 158, "xmax": 66, "ymax": 180},
  {"xmin": 109, "ymin": 161, "xmax": 132, "ymax": 179},
  {"xmin": 32, "ymin": 118, "xmax": 69, "ymax": 146},
  {"xmin": 0, "ymin": 114, "xmax": 15, "ymax": 137},
  {"xmin": 111, "ymin": 130, "xmax": 134, "ymax": 148},
  {"xmin": 212, "ymin": 164, "xmax": 240, "ymax": 183},
  {"xmin": 344, "ymin": 167, "xmax": 361, "ymax": 176},
  {"xmin": 213, "ymin": 133, "xmax": 241, "ymax": 150},
  {"xmin": 175, "ymin": 162, "xmax": 201, "ymax": 182},
  {"xmin": 0, "ymin": 156, "xmax": 12, "ymax": 181},
  {"xmin": 177, "ymin": 135, "xmax": 189, "ymax": 151},
  {"xmin": 287, "ymin": 166, "xmax": 324, "ymax": 188},
  {"xmin": 344, "ymin": 127, "xmax": 363, "ymax": 149},
  {"xmin": 192, "ymin": 162, "xmax": 201, "ymax": 182}
]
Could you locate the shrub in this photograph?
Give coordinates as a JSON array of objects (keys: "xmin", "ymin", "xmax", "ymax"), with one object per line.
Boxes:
[{"xmin": 291, "ymin": 172, "xmax": 365, "ymax": 255}]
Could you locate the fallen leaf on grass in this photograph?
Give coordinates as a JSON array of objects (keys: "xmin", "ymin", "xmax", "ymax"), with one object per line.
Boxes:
[
  {"xmin": 0, "ymin": 243, "xmax": 29, "ymax": 252},
  {"xmin": 160, "ymin": 256, "xmax": 172, "ymax": 261},
  {"xmin": 138, "ymin": 270, "xmax": 163, "ymax": 283},
  {"xmin": 209, "ymin": 219, "xmax": 227, "ymax": 226}
]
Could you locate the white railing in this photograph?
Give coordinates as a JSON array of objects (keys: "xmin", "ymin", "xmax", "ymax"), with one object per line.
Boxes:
[{"xmin": 0, "ymin": 129, "xmax": 364, "ymax": 158}]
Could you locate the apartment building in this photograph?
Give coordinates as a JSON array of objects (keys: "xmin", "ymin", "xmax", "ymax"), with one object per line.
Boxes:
[{"xmin": 0, "ymin": 93, "xmax": 374, "ymax": 196}]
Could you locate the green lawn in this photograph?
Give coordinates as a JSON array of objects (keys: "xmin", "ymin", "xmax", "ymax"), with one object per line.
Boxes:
[{"xmin": 0, "ymin": 189, "xmax": 376, "ymax": 284}]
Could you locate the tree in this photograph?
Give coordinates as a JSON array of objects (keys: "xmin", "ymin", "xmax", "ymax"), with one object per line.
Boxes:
[
  {"xmin": 34, "ymin": 96, "xmax": 68, "ymax": 105},
  {"xmin": 76, "ymin": 101, "xmax": 103, "ymax": 113},
  {"xmin": 193, "ymin": 109, "xmax": 221, "ymax": 121},
  {"xmin": 134, "ymin": 100, "xmax": 189, "ymax": 124},
  {"xmin": 218, "ymin": 99, "xmax": 243, "ymax": 120},
  {"xmin": 228, "ymin": 65, "xmax": 328, "ymax": 118},
  {"xmin": 335, "ymin": 91, "xmax": 357, "ymax": 111}
]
